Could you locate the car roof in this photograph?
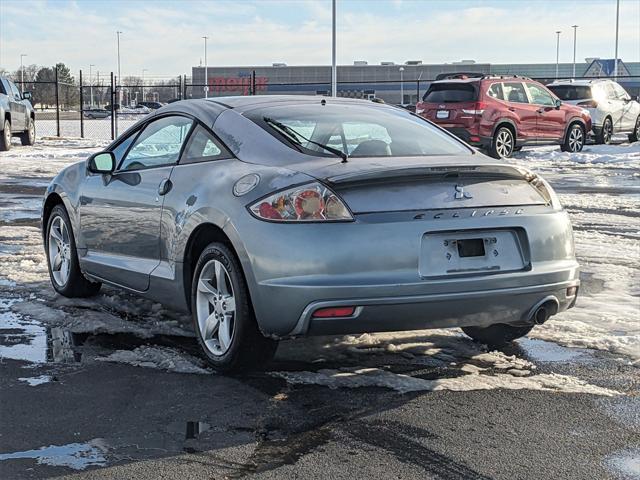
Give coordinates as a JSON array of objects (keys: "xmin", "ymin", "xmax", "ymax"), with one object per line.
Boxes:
[
  {"xmin": 147, "ymin": 95, "xmax": 391, "ymax": 125},
  {"xmin": 548, "ymin": 79, "xmax": 609, "ymax": 86}
]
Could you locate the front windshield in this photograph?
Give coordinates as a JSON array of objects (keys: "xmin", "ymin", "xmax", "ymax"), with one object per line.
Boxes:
[{"xmin": 249, "ymin": 103, "xmax": 472, "ymax": 158}]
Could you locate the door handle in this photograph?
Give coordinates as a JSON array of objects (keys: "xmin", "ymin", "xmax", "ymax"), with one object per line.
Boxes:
[
  {"xmin": 158, "ymin": 178, "xmax": 173, "ymax": 196},
  {"xmin": 508, "ymin": 107, "xmax": 515, "ymax": 112}
]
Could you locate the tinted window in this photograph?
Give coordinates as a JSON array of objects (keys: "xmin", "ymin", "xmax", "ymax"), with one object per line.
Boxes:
[
  {"xmin": 181, "ymin": 125, "xmax": 231, "ymax": 164},
  {"xmin": 487, "ymin": 83, "xmax": 504, "ymax": 100},
  {"xmin": 526, "ymin": 84, "xmax": 556, "ymax": 106},
  {"xmin": 423, "ymin": 83, "xmax": 477, "ymax": 103},
  {"xmin": 503, "ymin": 82, "xmax": 529, "ymax": 103},
  {"xmin": 251, "ymin": 103, "xmax": 471, "ymax": 158},
  {"xmin": 547, "ymin": 85, "xmax": 592, "ymax": 101},
  {"xmin": 119, "ymin": 116, "xmax": 192, "ymax": 170}
]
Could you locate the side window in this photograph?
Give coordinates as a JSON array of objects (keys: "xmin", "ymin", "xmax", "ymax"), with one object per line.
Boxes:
[
  {"xmin": 0, "ymin": 80, "xmax": 7, "ymax": 95},
  {"xmin": 526, "ymin": 84, "xmax": 556, "ymax": 106},
  {"xmin": 503, "ymin": 82, "xmax": 529, "ymax": 104},
  {"xmin": 9, "ymin": 81, "xmax": 21, "ymax": 99},
  {"xmin": 613, "ymin": 83, "xmax": 630, "ymax": 100},
  {"xmin": 180, "ymin": 125, "xmax": 231, "ymax": 164},
  {"xmin": 111, "ymin": 131, "xmax": 138, "ymax": 164},
  {"xmin": 604, "ymin": 83, "xmax": 618, "ymax": 100},
  {"xmin": 119, "ymin": 116, "xmax": 193, "ymax": 171},
  {"xmin": 487, "ymin": 83, "xmax": 504, "ymax": 100}
]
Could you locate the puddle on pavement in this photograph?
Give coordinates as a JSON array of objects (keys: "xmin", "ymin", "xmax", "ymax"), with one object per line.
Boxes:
[
  {"xmin": 515, "ymin": 338, "xmax": 589, "ymax": 363},
  {"xmin": 0, "ymin": 440, "xmax": 108, "ymax": 471},
  {"xmin": 185, "ymin": 421, "xmax": 211, "ymax": 440},
  {"xmin": 605, "ymin": 448, "xmax": 640, "ymax": 479}
]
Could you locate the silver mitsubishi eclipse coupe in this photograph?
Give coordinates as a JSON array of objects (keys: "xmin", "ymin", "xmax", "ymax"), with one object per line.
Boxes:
[{"xmin": 42, "ymin": 96, "xmax": 579, "ymax": 371}]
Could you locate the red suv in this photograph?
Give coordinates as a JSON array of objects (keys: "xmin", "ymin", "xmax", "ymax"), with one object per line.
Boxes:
[{"xmin": 416, "ymin": 74, "xmax": 592, "ymax": 158}]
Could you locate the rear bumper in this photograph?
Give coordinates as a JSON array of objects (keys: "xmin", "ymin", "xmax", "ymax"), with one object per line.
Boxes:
[
  {"xmin": 291, "ymin": 279, "xmax": 579, "ymax": 336},
  {"xmin": 236, "ymin": 207, "xmax": 579, "ymax": 338},
  {"xmin": 440, "ymin": 126, "xmax": 492, "ymax": 149}
]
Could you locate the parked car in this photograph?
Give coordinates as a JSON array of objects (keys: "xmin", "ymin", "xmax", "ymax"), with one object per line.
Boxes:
[
  {"xmin": 137, "ymin": 101, "xmax": 164, "ymax": 110},
  {"xmin": 416, "ymin": 74, "xmax": 592, "ymax": 158},
  {"xmin": 0, "ymin": 76, "xmax": 35, "ymax": 151},
  {"xmin": 547, "ymin": 79, "xmax": 640, "ymax": 144},
  {"xmin": 83, "ymin": 108, "xmax": 111, "ymax": 119},
  {"xmin": 42, "ymin": 96, "xmax": 579, "ymax": 371}
]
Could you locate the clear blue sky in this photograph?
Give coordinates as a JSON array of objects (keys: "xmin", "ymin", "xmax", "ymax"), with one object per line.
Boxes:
[{"xmin": 1, "ymin": 0, "xmax": 638, "ymax": 77}]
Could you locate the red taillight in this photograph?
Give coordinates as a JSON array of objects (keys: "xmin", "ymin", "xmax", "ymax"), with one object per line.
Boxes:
[
  {"xmin": 469, "ymin": 136, "xmax": 481, "ymax": 142},
  {"xmin": 312, "ymin": 307, "xmax": 356, "ymax": 318},
  {"xmin": 577, "ymin": 100, "xmax": 598, "ymax": 108},
  {"xmin": 462, "ymin": 102, "xmax": 487, "ymax": 115},
  {"xmin": 258, "ymin": 202, "xmax": 282, "ymax": 220}
]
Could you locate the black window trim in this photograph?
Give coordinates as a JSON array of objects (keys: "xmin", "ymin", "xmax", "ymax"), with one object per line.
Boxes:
[{"xmin": 177, "ymin": 123, "xmax": 233, "ymax": 166}]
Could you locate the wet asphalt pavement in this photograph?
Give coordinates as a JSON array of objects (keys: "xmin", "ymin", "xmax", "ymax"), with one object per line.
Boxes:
[{"xmin": 1, "ymin": 140, "xmax": 639, "ymax": 479}]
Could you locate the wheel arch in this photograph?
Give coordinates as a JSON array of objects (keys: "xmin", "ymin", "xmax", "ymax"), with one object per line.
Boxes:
[
  {"xmin": 42, "ymin": 192, "xmax": 65, "ymax": 235},
  {"xmin": 182, "ymin": 222, "xmax": 248, "ymax": 314},
  {"xmin": 564, "ymin": 117, "xmax": 586, "ymax": 139},
  {"xmin": 492, "ymin": 119, "xmax": 517, "ymax": 141}
]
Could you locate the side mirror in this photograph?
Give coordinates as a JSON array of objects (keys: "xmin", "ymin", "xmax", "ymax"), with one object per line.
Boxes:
[
  {"xmin": 88, "ymin": 152, "xmax": 116, "ymax": 174},
  {"xmin": 22, "ymin": 91, "xmax": 32, "ymax": 101},
  {"xmin": 554, "ymin": 99, "xmax": 562, "ymax": 109}
]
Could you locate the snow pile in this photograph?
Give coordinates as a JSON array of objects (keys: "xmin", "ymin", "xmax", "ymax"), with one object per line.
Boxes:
[
  {"xmin": 96, "ymin": 346, "xmax": 210, "ymax": 374},
  {"xmin": 513, "ymin": 142, "xmax": 640, "ymax": 167},
  {"xmin": 0, "ymin": 226, "xmax": 48, "ymax": 285},
  {"xmin": 18, "ymin": 375, "xmax": 53, "ymax": 386},
  {"xmin": 271, "ymin": 367, "xmax": 619, "ymax": 396},
  {"xmin": 531, "ymin": 230, "xmax": 640, "ymax": 363}
]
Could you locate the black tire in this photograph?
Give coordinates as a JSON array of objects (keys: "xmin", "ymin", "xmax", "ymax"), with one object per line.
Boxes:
[
  {"xmin": 45, "ymin": 204, "xmax": 102, "ymax": 297},
  {"xmin": 513, "ymin": 146, "xmax": 523, "ymax": 152},
  {"xmin": 560, "ymin": 123, "xmax": 585, "ymax": 153},
  {"xmin": 595, "ymin": 117, "xmax": 613, "ymax": 145},
  {"xmin": 0, "ymin": 120, "xmax": 11, "ymax": 151},
  {"xmin": 20, "ymin": 117, "xmax": 35, "ymax": 146},
  {"xmin": 629, "ymin": 116, "xmax": 640, "ymax": 143},
  {"xmin": 489, "ymin": 126, "xmax": 515, "ymax": 159},
  {"xmin": 191, "ymin": 242, "xmax": 278, "ymax": 373},
  {"xmin": 462, "ymin": 324, "xmax": 534, "ymax": 348}
]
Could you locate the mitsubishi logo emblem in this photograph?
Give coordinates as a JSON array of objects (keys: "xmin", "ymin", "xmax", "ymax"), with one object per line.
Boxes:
[{"xmin": 454, "ymin": 184, "xmax": 473, "ymax": 199}]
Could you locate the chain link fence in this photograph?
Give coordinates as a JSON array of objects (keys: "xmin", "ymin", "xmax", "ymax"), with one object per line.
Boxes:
[{"xmin": 10, "ymin": 68, "xmax": 640, "ymax": 141}]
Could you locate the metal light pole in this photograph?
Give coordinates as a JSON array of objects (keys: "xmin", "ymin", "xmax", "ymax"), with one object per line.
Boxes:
[
  {"xmin": 614, "ymin": 0, "xmax": 620, "ymax": 80},
  {"xmin": 20, "ymin": 54, "xmax": 27, "ymax": 92},
  {"xmin": 555, "ymin": 31, "xmax": 561, "ymax": 79},
  {"xmin": 202, "ymin": 36, "xmax": 209, "ymax": 98},
  {"xmin": 142, "ymin": 69, "xmax": 147, "ymax": 102},
  {"xmin": 89, "ymin": 64, "xmax": 95, "ymax": 107},
  {"xmin": 399, "ymin": 67, "xmax": 405, "ymax": 104},
  {"xmin": 331, "ymin": 0, "xmax": 337, "ymax": 97},
  {"xmin": 571, "ymin": 25, "xmax": 578, "ymax": 78}
]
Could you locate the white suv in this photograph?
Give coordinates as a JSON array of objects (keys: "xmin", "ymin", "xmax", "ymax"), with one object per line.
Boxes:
[{"xmin": 547, "ymin": 79, "xmax": 640, "ymax": 144}]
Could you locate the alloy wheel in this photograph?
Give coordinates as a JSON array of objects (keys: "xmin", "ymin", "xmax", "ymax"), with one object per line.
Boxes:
[
  {"xmin": 4, "ymin": 125, "xmax": 10, "ymax": 146},
  {"xmin": 48, "ymin": 215, "xmax": 71, "ymax": 286},
  {"xmin": 495, "ymin": 129, "xmax": 513, "ymax": 158},
  {"xmin": 195, "ymin": 259, "xmax": 236, "ymax": 356},
  {"xmin": 603, "ymin": 119, "xmax": 612, "ymax": 144},
  {"xmin": 568, "ymin": 126, "xmax": 584, "ymax": 152},
  {"xmin": 29, "ymin": 121, "xmax": 35, "ymax": 143}
]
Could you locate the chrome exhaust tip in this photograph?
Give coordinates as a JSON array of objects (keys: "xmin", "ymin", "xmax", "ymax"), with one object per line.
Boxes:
[{"xmin": 529, "ymin": 297, "xmax": 559, "ymax": 325}]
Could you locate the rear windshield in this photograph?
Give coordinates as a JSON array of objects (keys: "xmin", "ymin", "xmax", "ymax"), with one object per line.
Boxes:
[
  {"xmin": 422, "ymin": 83, "xmax": 477, "ymax": 103},
  {"xmin": 248, "ymin": 103, "xmax": 472, "ymax": 158},
  {"xmin": 547, "ymin": 85, "xmax": 592, "ymax": 101}
]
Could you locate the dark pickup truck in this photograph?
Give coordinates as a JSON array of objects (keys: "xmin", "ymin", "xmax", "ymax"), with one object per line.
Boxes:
[{"xmin": 1, "ymin": 76, "xmax": 35, "ymax": 151}]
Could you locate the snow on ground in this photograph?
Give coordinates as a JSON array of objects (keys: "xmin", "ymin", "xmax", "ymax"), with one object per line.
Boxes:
[{"xmin": 0, "ymin": 138, "xmax": 638, "ymax": 393}]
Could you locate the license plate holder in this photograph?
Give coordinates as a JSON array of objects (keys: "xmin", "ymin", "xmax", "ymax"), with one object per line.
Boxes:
[
  {"xmin": 419, "ymin": 230, "xmax": 527, "ymax": 278},
  {"xmin": 436, "ymin": 110, "xmax": 449, "ymax": 119}
]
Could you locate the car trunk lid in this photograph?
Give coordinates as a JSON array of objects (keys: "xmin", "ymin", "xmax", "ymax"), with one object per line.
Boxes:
[{"xmin": 287, "ymin": 156, "xmax": 549, "ymax": 214}]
